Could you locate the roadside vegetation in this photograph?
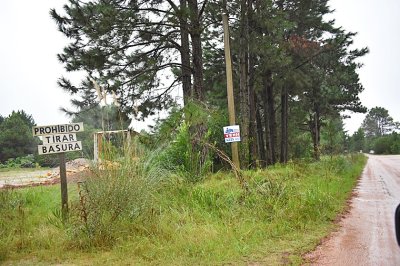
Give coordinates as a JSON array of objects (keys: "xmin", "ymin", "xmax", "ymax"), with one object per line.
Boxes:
[
  {"xmin": 0, "ymin": 155, "xmax": 40, "ymax": 170},
  {"xmin": 0, "ymin": 0, "xmax": 383, "ymax": 264},
  {"xmin": 0, "ymin": 148, "xmax": 366, "ymax": 265},
  {"xmin": 0, "ymin": 111, "xmax": 71, "ymax": 169},
  {"xmin": 348, "ymin": 107, "xmax": 400, "ymax": 154}
]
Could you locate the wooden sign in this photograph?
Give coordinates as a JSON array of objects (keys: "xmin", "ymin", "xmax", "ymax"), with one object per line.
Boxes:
[
  {"xmin": 32, "ymin": 122, "xmax": 85, "ymax": 221},
  {"xmin": 32, "ymin": 122, "xmax": 84, "ymax": 136}
]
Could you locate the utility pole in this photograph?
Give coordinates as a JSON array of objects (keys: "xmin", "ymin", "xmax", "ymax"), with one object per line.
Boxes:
[{"xmin": 222, "ymin": 10, "xmax": 240, "ymax": 169}]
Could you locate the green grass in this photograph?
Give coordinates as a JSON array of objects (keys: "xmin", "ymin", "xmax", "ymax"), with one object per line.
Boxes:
[{"xmin": 0, "ymin": 154, "xmax": 366, "ymax": 265}]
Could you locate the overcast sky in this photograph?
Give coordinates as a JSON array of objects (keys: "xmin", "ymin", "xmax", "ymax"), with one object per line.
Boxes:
[{"xmin": 0, "ymin": 0, "xmax": 399, "ymax": 134}]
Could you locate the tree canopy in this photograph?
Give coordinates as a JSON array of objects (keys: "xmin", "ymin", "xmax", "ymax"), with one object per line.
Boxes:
[
  {"xmin": 0, "ymin": 111, "xmax": 38, "ymax": 162},
  {"xmin": 51, "ymin": 0, "xmax": 211, "ymax": 119},
  {"xmin": 348, "ymin": 107, "xmax": 400, "ymax": 154},
  {"xmin": 362, "ymin": 107, "xmax": 398, "ymax": 138},
  {"xmin": 52, "ymin": 0, "xmax": 368, "ymax": 168}
]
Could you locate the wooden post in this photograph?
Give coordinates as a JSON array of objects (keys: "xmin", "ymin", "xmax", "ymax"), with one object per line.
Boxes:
[
  {"xmin": 59, "ymin": 153, "xmax": 68, "ymax": 221},
  {"xmin": 98, "ymin": 132, "xmax": 103, "ymax": 161},
  {"xmin": 93, "ymin": 132, "xmax": 98, "ymax": 162},
  {"xmin": 32, "ymin": 122, "xmax": 85, "ymax": 222},
  {"xmin": 222, "ymin": 12, "xmax": 240, "ymax": 170}
]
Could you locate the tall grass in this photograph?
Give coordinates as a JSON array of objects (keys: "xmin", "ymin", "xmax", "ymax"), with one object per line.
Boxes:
[
  {"xmin": 0, "ymin": 185, "xmax": 66, "ymax": 262},
  {"xmin": 66, "ymin": 137, "xmax": 169, "ymax": 248},
  {"xmin": 0, "ymin": 153, "xmax": 366, "ymax": 265}
]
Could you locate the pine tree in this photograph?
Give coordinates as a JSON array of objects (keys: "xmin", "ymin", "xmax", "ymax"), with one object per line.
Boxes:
[
  {"xmin": 52, "ymin": 0, "xmax": 370, "ymax": 167},
  {"xmin": 52, "ymin": 0, "xmax": 215, "ymax": 167},
  {"xmin": 51, "ymin": 0, "xmax": 210, "ymax": 119},
  {"xmin": 281, "ymin": 0, "xmax": 367, "ymax": 160},
  {"xmin": 349, "ymin": 128, "xmax": 365, "ymax": 152},
  {"xmin": 362, "ymin": 107, "xmax": 398, "ymax": 138},
  {"xmin": 202, "ymin": 0, "xmax": 367, "ymax": 164}
]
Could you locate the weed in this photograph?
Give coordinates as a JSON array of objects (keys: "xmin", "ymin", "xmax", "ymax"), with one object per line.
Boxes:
[
  {"xmin": 65, "ymin": 137, "xmax": 169, "ymax": 248},
  {"xmin": 0, "ymin": 154, "xmax": 366, "ymax": 265}
]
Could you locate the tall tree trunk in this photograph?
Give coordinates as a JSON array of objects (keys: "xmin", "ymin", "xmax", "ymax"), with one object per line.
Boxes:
[
  {"xmin": 310, "ymin": 106, "xmax": 321, "ymax": 161},
  {"xmin": 247, "ymin": 0, "xmax": 258, "ymax": 168},
  {"xmin": 239, "ymin": 0, "xmax": 250, "ymax": 168},
  {"xmin": 256, "ymin": 103, "xmax": 267, "ymax": 167},
  {"xmin": 262, "ymin": 87, "xmax": 271, "ymax": 165},
  {"xmin": 187, "ymin": 0, "xmax": 208, "ymax": 168},
  {"xmin": 263, "ymin": 70, "xmax": 276, "ymax": 165},
  {"xmin": 179, "ymin": 0, "xmax": 192, "ymax": 106},
  {"xmin": 280, "ymin": 86, "xmax": 288, "ymax": 163},
  {"xmin": 248, "ymin": 77, "xmax": 258, "ymax": 167},
  {"xmin": 187, "ymin": 0, "xmax": 204, "ymax": 102},
  {"xmin": 277, "ymin": 0, "xmax": 288, "ymax": 164}
]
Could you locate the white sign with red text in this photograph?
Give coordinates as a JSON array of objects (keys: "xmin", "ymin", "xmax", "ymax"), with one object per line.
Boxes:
[{"xmin": 223, "ymin": 125, "xmax": 241, "ymax": 143}]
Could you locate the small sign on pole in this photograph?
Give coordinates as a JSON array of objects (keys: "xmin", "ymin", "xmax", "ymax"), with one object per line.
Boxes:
[
  {"xmin": 223, "ymin": 125, "xmax": 241, "ymax": 143},
  {"xmin": 42, "ymin": 133, "xmax": 78, "ymax": 144},
  {"xmin": 32, "ymin": 122, "xmax": 84, "ymax": 136},
  {"xmin": 33, "ymin": 122, "xmax": 84, "ymax": 221},
  {"xmin": 38, "ymin": 141, "xmax": 82, "ymax": 155}
]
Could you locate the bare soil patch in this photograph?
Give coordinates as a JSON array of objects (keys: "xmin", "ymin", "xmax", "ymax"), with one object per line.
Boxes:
[{"xmin": 0, "ymin": 158, "xmax": 90, "ymax": 189}]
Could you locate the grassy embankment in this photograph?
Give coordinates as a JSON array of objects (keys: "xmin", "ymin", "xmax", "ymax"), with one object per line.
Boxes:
[{"xmin": 0, "ymin": 154, "xmax": 366, "ymax": 265}]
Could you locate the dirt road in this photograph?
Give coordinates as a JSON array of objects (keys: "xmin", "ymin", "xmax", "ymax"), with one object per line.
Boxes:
[
  {"xmin": 307, "ymin": 155, "xmax": 400, "ymax": 265},
  {"xmin": 0, "ymin": 158, "xmax": 90, "ymax": 189},
  {"xmin": 0, "ymin": 169, "xmax": 57, "ymax": 188}
]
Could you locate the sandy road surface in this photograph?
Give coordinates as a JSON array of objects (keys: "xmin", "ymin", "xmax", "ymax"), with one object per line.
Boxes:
[
  {"xmin": 0, "ymin": 169, "xmax": 57, "ymax": 188},
  {"xmin": 0, "ymin": 159, "xmax": 90, "ymax": 188},
  {"xmin": 307, "ymin": 155, "xmax": 400, "ymax": 265}
]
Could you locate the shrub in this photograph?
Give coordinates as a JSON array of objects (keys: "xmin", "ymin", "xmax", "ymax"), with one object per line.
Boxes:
[
  {"xmin": 373, "ymin": 136, "xmax": 391, "ymax": 154},
  {"xmin": 156, "ymin": 122, "xmax": 211, "ymax": 182},
  {"xmin": 34, "ymin": 153, "xmax": 60, "ymax": 168},
  {"xmin": 67, "ymin": 138, "xmax": 169, "ymax": 248},
  {"xmin": 152, "ymin": 102, "xmax": 230, "ymax": 181},
  {"xmin": 1, "ymin": 155, "xmax": 37, "ymax": 168}
]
